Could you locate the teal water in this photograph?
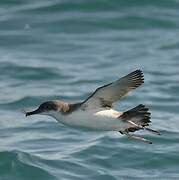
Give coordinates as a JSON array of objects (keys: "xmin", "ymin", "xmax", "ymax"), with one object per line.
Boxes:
[{"xmin": 1, "ymin": 0, "xmax": 179, "ymax": 179}]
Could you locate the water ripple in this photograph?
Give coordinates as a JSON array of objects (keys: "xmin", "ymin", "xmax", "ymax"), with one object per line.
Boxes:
[{"xmin": 1, "ymin": 0, "xmax": 179, "ymax": 179}]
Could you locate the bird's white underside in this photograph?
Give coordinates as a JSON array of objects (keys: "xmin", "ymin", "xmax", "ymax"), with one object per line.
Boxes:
[{"xmin": 49, "ymin": 108, "xmax": 127, "ymax": 131}]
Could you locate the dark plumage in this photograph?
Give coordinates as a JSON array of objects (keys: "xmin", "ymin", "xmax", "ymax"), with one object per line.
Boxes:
[{"xmin": 120, "ymin": 104, "xmax": 151, "ymax": 133}]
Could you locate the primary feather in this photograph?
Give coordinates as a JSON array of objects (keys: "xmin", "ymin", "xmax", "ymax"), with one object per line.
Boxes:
[{"xmin": 82, "ymin": 70, "xmax": 144, "ymax": 109}]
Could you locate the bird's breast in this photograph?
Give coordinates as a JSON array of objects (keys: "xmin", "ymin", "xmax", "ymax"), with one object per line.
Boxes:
[{"xmin": 54, "ymin": 108, "xmax": 123, "ymax": 130}]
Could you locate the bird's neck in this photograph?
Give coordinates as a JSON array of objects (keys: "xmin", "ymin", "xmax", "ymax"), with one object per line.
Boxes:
[{"xmin": 49, "ymin": 111, "xmax": 65, "ymax": 122}]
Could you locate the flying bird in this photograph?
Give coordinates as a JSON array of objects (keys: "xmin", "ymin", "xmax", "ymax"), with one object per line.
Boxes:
[{"xmin": 25, "ymin": 70, "xmax": 160, "ymax": 144}]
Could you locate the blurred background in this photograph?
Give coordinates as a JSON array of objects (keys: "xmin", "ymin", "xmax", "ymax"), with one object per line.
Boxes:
[{"xmin": 0, "ymin": 0, "xmax": 179, "ymax": 179}]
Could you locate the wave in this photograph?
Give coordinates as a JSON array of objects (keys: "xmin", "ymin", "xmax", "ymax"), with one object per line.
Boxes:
[{"xmin": 0, "ymin": 150, "xmax": 57, "ymax": 180}]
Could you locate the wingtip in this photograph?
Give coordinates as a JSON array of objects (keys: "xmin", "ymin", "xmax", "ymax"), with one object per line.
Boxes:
[
  {"xmin": 132, "ymin": 69, "xmax": 144, "ymax": 78},
  {"xmin": 129, "ymin": 69, "xmax": 145, "ymax": 88},
  {"xmin": 132, "ymin": 69, "xmax": 143, "ymax": 75},
  {"xmin": 135, "ymin": 69, "xmax": 143, "ymax": 74}
]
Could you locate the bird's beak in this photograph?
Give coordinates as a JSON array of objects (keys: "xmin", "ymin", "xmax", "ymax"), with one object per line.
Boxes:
[{"xmin": 25, "ymin": 108, "xmax": 42, "ymax": 117}]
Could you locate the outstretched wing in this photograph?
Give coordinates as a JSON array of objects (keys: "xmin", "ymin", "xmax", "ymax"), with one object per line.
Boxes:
[{"xmin": 81, "ymin": 70, "xmax": 144, "ymax": 109}]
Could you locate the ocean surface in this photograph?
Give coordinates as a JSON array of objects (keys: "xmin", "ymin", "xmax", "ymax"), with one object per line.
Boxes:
[{"xmin": 0, "ymin": 0, "xmax": 179, "ymax": 179}]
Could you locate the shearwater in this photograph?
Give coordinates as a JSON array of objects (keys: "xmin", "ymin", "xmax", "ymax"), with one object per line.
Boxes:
[{"xmin": 25, "ymin": 70, "xmax": 160, "ymax": 144}]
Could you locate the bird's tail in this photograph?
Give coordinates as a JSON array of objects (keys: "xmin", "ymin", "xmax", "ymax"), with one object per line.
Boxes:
[
  {"xmin": 119, "ymin": 104, "xmax": 160, "ymax": 144},
  {"xmin": 120, "ymin": 104, "xmax": 151, "ymax": 131}
]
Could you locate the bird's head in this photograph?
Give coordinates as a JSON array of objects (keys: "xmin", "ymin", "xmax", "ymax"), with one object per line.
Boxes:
[{"xmin": 25, "ymin": 100, "xmax": 70, "ymax": 117}]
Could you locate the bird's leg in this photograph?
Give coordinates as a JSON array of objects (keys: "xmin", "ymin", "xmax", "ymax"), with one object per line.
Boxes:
[
  {"xmin": 128, "ymin": 120, "xmax": 161, "ymax": 135},
  {"xmin": 144, "ymin": 128, "xmax": 161, "ymax": 135},
  {"xmin": 124, "ymin": 132, "xmax": 152, "ymax": 144}
]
